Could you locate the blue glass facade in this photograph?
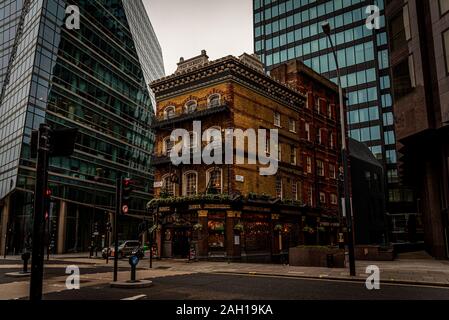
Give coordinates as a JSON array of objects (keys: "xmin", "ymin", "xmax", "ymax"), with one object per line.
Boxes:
[
  {"xmin": 0, "ymin": 0, "xmax": 164, "ymax": 253},
  {"xmin": 253, "ymin": 0, "xmax": 400, "ymax": 201}
]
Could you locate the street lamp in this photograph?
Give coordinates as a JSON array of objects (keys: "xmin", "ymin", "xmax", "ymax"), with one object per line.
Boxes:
[{"xmin": 322, "ymin": 21, "xmax": 356, "ymax": 276}]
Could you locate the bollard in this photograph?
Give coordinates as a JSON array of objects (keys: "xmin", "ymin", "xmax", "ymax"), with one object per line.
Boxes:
[
  {"xmin": 21, "ymin": 252, "xmax": 31, "ymax": 274},
  {"xmin": 128, "ymin": 255, "xmax": 139, "ymax": 283}
]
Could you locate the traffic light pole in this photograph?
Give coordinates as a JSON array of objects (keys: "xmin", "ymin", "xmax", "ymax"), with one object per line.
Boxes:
[
  {"xmin": 30, "ymin": 124, "xmax": 51, "ymax": 301},
  {"xmin": 113, "ymin": 176, "xmax": 121, "ymax": 282}
]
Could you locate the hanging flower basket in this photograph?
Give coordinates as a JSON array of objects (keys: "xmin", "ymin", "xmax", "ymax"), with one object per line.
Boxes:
[
  {"xmin": 274, "ymin": 224, "xmax": 283, "ymax": 232},
  {"xmin": 234, "ymin": 223, "xmax": 244, "ymax": 232},
  {"xmin": 193, "ymin": 223, "xmax": 203, "ymax": 231}
]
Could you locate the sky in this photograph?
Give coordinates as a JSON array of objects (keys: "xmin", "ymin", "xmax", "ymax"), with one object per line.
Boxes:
[{"xmin": 143, "ymin": 0, "xmax": 254, "ymax": 75}]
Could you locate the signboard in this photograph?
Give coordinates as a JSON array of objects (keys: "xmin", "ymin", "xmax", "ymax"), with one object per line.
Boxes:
[
  {"xmin": 235, "ymin": 175, "xmax": 244, "ymax": 182},
  {"xmin": 243, "ymin": 206, "xmax": 271, "ymax": 212},
  {"xmin": 159, "ymin": 206, "xmax": 171, "ymax": 212},
  {"xmin": 188, "ymin": 204, "xmax": 202, "ymax": 210},
  {"xmin": 234, "ymin": 235, "xmax": 240, "ymax": 245},
  {"xmin": 154, "ymin": 181, "xmax": 163, "ymax": 188},
  {"xmin": 204, "ymin": 204, "xmax": 231, "ymax": 210},
  {"xmin": 198, "ymin": 210, "xmax": 208, "ymax": 217}
]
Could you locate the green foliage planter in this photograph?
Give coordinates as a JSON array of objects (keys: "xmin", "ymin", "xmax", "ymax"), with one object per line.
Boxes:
[
  {"xmin": 289, "ymin": 246, "xmax": 345, "ymax": 268},
  {"xmin": 233, "ymin": 223, "xmax": 244, "ymax": 232}
]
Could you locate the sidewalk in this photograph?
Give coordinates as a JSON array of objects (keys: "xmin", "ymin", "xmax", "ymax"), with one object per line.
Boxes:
[{"xmin": 53, "ymin": 251, "xmax": 449, "ymax": 288}]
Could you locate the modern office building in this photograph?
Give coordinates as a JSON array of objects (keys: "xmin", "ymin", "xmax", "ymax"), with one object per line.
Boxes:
[
  {"xmin": 385, "ymin": 0, "xmax": 449, "ymax": 258},
  {"xmin": 0, "ymin": 0, "xmax": 164, "ymax": 255},
  {"xmin": 253, "ymin": 0, "xmax": 413, "ymax": 215},
  {"xmin": 122, "ymin": 0, "xmax": 165, "ymax": 108}
]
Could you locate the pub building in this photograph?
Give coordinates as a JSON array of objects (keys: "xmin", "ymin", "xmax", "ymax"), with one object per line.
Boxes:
[{"xmin": 148, "ymin": 51, "xmax": 343, "ymax": 262}]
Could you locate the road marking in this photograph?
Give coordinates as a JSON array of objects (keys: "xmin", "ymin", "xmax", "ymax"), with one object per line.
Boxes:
[{"xmin": 121, "ymin": 294, "xmax": 147, "ymax": 301}]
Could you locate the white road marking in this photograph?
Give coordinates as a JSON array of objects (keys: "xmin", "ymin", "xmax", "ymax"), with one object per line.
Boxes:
[{"xmin": 121, "ymin": 294, "xmax": 147, "ymax": 301}]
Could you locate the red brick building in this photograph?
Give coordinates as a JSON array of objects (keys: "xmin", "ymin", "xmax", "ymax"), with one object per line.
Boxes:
[{"xmin": 148, "ymin": 52, "xmax": 343, "ymax": 262}]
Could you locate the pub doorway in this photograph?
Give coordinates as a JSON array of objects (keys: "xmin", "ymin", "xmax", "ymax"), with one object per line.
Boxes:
[{"xmin": 172, "ymin": 228, "xmax": 191, "ymax": 258}]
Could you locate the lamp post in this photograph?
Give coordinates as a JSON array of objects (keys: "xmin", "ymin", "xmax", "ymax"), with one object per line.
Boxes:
[{"xmin": 322, "ymin": 21, "xmax": 356, "ymax": 276}]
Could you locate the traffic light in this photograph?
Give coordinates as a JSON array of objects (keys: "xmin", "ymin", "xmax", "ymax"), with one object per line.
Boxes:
[{"xmin": 121, "ymin": 178, "xmax": 133, "ymax": 214}]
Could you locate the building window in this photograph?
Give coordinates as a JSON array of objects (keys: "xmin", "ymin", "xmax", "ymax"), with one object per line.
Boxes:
[
  {"xmin": 317, "ymin": 128, "xmax": 324, "ymax": 145},
  {"xmin": 305, "ymin": 123, "xmax": 310, "ymax": 141},
  {"xmin": 274, "ymin": 111, "xmax": 281, "ymax": 127},
  {"xmin": 185, "ymin": 100, "xmax": 197, "ymax": 113},
  {"xmin": 163, "ymin": 106, "xmax": 176, "ymax": 119},
  {"xmin": 389, "ymin": 11, "xmax": 407, "ymax": 52},
  {"xmin": 183, "ymin": 171, "xmax": 198, "ymax": 196},
  {"xmin": 306, "ymin": 156, "xmax": 312, "ymax": 174},
  {"xmin": 208, "ymin": 94, "xmax": 221, "ymax": 108},
  {"xmin": 330, "ymin": 194, "xmax": 338, "ymax": 205},
  {"xmin": 292, "ymin": 181, "xmax": 298, "ymax": 201},
  {"xmin": 188, "ymin": 131, "xmax": 199, "ymax": 150},
  {"xmin": 276, "ymin": 177, "xmax": 283, "ymax": 199},
  {"xmin": 444, "ymin": 29, "xmax": 449, "ymax": 74},
  {"xmin": 392, "ymin": 56, "xmax": 415, "ymax": 100},
  {"xmin": 329, "ymin": 132, "xmax": 335, "ymax": 149},
  {"xmin": 308, "ymin": 185, "xmax": 314, "ymax": 206},
  {"xmin": 317, "ymin": 160, "xmax": 325, "ymax": 177},
  {"xmin": 328, "ymin": 104, "xmax": 334, "ymax": 119},
  {"xmin": 288, "ymin": 118, "xmax": 296, "ymax": 132},
  {"xmin": 319, "ymin": 192, "xmax": 326, "ymax": 205},
  {"xmin": 440, "ymin": 0, "xmax": 449, "ymax": 15},
  {"xmin": 329, "ymin": 164, "xmax": 336, "ymax": 179},
  {"xmin": 161, "ymin": 174, "xmax": 175, "ymax": 196},
  {"xmin": 314, "ymin": 96, "xmax": 320, "ymax": 113},
  {"xmin": 163, "ymin": 137, "xmax": 174, "ymax": 155},
  {"xmin": 206, "ymin": 168, "xmax": 222, "ymax": 194},
  {"xmin": 290, "ymin": 145, "xmax": 297, "ymax": 165}
]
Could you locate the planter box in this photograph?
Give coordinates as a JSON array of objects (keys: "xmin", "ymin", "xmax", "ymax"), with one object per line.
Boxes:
[
  {"xmin": 355, "ymin": 245, "xmax": 395, "ymax": 261},
  {"xmin": 289, "ymin": 246, "xmax": 345, "ymax": 268}
]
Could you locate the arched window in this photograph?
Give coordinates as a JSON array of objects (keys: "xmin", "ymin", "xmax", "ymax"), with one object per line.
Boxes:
[
  {"xmin": 163, "ymin": 106, "xmax": 176, "ymax": 119},
  {"xmin": 183, "ymin": 171, "xmax": 198, "ymax": 196},
  {"xmin": 204, "ymin": 126, "xmax": 222, "ymax": 147},
  {"xmin": 163, "ymin": 136, "xmax": 174, "ymax": 155},
  {"xmin": 206, "ymin": 168, "xmax": 222, "ymax": 194},
  {"xmin": 207, "ymin": 94, "xmax": 221, "ymax": 108},
  {"xmin": 184, "ymin": 100, "xmax": 197, "ymax": 113},
  {"xmin": 161, "ymin": 174, "xmax": 175, "ymax": 196}
]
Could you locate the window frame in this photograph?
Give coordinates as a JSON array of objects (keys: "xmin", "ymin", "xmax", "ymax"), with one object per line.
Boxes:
[{"xmin": 183, "ymin": 171, "xmax": 198, "ymax": 196}]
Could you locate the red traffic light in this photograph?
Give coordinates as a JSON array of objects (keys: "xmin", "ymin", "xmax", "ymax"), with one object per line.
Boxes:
[
  {"xmin": 122, "ymin": 205, "xmax": 129, "ymax": 214},
  {"xmin": 45, "ymin": 189, "xmax": 52, "ymax": 197},
  {"xmin": 123, "ymin": 178, "xmax": 132, "ymax": 186}
]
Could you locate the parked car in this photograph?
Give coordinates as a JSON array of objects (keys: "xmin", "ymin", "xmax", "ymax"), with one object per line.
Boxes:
[{"xmin": 102, "ymin": 240, "xmax": 141, "ymax": 259}]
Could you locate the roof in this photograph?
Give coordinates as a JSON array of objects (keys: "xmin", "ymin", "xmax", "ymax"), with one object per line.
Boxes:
[{"xmin": 349, "ymin": 138, "xmax": 383, "ymax": 168}]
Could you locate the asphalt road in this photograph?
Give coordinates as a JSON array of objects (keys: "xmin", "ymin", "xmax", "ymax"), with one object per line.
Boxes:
[
  {"xmin": 40, "ymin": 273, "xmax": 449, "ymax": 300},
  {"xmin": 0, "ymin": 259, "xmax": 133, "ymax": 284}
]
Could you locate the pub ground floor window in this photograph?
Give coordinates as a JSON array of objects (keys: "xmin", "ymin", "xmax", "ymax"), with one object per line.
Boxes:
[
  {"xmin": 243, "ymin": 214, "xmax": 270, "ymax": 252},
  {"xmin": 208, "ymin": 211, "xmax": 225, "ymax": 252}
]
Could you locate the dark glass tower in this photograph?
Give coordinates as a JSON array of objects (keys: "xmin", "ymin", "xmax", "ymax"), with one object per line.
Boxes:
[
  {"xmin": 0, "ymin": 0, "xmax": 164, "ymax": 254},
  {"xmin": 253, "ymin": 0, "xmax": 413, "ymax": 215}
]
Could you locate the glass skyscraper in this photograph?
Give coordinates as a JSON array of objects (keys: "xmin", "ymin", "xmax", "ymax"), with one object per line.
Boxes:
[
  {"xmin": 253, "ymin": 0, "xmax": 410, "ymax": 213},
  {"xmin": 0, "ymin": 0, "xmax": 164, "ymax": 254}
]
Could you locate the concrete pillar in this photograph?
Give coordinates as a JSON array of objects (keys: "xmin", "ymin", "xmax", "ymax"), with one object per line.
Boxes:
[
  {"xmin": 0, "ymin": 197, "xmax": 10, "ymax": 257},
  {"xmin": 57, "ymin": 200, "xmax": 67, "ymax": 254}
]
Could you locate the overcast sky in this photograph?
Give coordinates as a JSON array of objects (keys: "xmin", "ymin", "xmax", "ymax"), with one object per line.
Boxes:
[{"xmin": 143, "ymin": 0, "xmax": 254, "ymax": 75}]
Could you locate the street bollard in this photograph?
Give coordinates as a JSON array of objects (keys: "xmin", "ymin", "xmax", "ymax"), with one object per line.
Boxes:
[
  {"xmin": 128, "ymin": 255, "xmax": 139, "ymax": 283},
  {"xmin": 21, "ymin": 252, "xmax": 31, "ymax": 274}
]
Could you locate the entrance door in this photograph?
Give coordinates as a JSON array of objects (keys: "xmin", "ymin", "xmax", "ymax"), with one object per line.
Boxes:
[{"xmin": 172, "ymin": 229, "xmax": 190, "ymax": 258}]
